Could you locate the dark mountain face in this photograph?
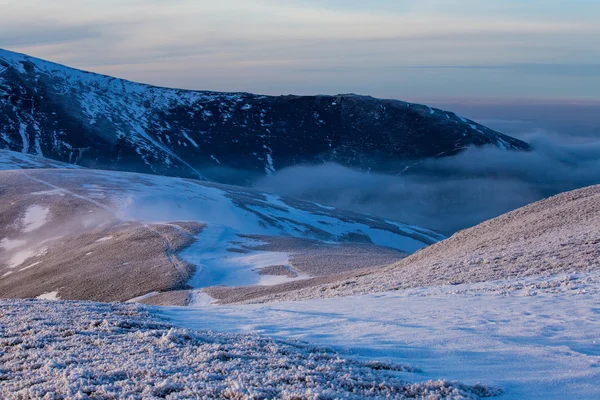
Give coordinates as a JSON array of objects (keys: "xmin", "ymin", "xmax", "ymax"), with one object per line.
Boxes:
[{"xmin": 0, "ymin": 49, "xmax": 530, "ymax": 183}]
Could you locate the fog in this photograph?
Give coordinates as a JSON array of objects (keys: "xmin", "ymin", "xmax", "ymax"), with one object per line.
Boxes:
[{"xmin": 253, "ymin": 129, "xmax": 600, "ymax": 234}]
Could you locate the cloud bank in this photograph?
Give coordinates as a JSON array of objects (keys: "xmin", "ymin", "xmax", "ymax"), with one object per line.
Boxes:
[{"xmin": 253, "ymin": 130, "xmax": 600, "ymax": 234}]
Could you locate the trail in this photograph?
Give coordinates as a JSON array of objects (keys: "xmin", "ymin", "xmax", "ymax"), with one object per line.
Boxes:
[
  {"xmin": 21, "ymin": 170, "xmax": 116, "ymax": 214},
  {"xmin": 143, "ymin": 224, "xmax": 191, "ymax": 281},
  {"xmin": 21, "ymin": 170, "xmax": 196, "ymax": 281}
]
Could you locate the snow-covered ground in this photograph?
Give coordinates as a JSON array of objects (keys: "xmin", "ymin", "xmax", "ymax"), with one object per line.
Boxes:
[
  {"xmin": 0, "ymin": 299, "xmax": 500, "ymax": 399},
  {"xmin": 0, "ymin": 167, "xmax": 443, "ymax": 303},
  {"xmin": 161, "ymin": 272, "xmax": 600, "ymax": 400},
  {"xmin": 0, "ymin": 149, "xmax": 82, "ymax": 170}
]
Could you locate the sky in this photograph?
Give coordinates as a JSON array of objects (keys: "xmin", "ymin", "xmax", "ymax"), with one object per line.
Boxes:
[{"xmin": 1, "ymin": 0, "xmax": 600, "ymax": 101}]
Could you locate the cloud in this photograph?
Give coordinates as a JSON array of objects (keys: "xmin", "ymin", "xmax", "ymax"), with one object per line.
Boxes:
[
  {"xmin": 391, "ymin": 64, "xmax": 600, "ymax": 78},
  {"xmin": 0, "ymin": 24, "xmax": 106, "ymax": 48},
  {"xmin": 252, "ymin": 129, "xmax": 600, "ymax": 234}
]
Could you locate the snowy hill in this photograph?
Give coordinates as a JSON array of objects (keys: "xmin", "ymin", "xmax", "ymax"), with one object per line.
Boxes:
[
  {"xmin": 0, "ymin": 49, "xmax": 529, "ymax": 182},
  {"xmin": 0, "ymin": 165, "xmax": 443, "ymax": 303},
  {"xmin": 206, "ymin": 184, "xmax": 600, "ymax": 304}
]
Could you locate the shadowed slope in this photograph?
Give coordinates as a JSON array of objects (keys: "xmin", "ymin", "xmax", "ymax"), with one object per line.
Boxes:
[{"xmin": 0, "ymin": 48, "xmax": 529, "ymax": 182}]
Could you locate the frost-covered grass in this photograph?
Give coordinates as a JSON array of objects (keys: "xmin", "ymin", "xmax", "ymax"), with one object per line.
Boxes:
[
  {"xmin": 0, "ymin": 299, "xmax": 500, "ymax": 399},
  {"xmin": 162, "ymin": 272, "xmax": 600, "ymax": 400}
]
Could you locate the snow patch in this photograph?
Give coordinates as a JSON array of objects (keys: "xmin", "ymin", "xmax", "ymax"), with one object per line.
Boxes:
[
  {"xmin": 21, "ymin": 205, "xmax": 50, "ymax": 233},
  {"xmin": 36, "ymin": 291, "xmax": 59, "ymax": 300},
  {"xmin": 7, "ymin": 246, "xmax": 48, "ymax": 269},
  {"xmin": 126, "ymin": 291, "xmax": 160, "ymax": 303},
  {"xmin": 181, "ymin": 131, "xmax": 199, "ymax": 148}
]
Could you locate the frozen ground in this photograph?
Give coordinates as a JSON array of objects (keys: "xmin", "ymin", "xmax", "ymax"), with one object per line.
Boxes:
[
  {"xmin": 161, "ymin": 272, "xmax": 600, "ymax": 400},
  {"xmin": 0, "ymin": 299, "xmax": 500, "ymax": 399}
]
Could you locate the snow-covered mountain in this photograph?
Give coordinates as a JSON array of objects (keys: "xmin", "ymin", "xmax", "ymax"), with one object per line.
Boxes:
[
  {"xmin": 0, "ymin": 152, "xmax": 443, "ymax": 303},
  {"xmin": 0, "ymin": 49, "xmax": 530, "ymax": 182}
]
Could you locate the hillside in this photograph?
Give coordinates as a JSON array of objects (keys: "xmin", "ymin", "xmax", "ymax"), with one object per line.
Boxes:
[
  {"xmin": 0, "ymin": 49, "xmax": 529, "ymax": 182},
  {"xmin": 0, "ymin": 160, "xmax": 443, "ymax": 303},
  {"xmin": 210, "ymin": 184, "xmax": 600, "ymax": 303}
]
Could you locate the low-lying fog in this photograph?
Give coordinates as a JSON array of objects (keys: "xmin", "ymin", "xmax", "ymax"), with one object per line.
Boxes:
[{"xmin": 253, "ymin": 102, "xmax": 600, "ymax": 234}]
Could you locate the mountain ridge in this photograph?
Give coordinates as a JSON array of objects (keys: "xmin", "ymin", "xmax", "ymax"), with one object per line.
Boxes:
[{"xmin": 0, "ymin": 48, "xmax": 530, "ymax": 183}]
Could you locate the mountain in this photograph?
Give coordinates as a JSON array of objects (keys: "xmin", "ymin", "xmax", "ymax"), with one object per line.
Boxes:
[
  {"xmin": 0, "ymin": 49, "xmax": 530, "ymax": 183},
  {"xmin": 0, "ymin": 153, "xmax": 443, "ymax": 304},
  {"xmin": 203, "ymin": 183, "xmax": 600, "ymax": 304}
]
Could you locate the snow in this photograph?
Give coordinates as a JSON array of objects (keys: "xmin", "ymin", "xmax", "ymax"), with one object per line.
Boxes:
[
  {"xmin": 126, "ymin": 291, "xmax": 160, "ymax": 303},
  {"xmin": 36, "ymin": 291, "xmax": 59, "ymax": 300},
  {"xmin": 18, "ymin": 123, "xmax": 28, "ymax": 153},
  {"xmin": 496, "ymin": 138, "xmax": 511, "ymax": 150},
  {"xmin": 0, "ymin": 149, "xmax": 82, "ymax": 170},
  {"xmin": 181, "ymin": 131, "xmax": 199, "ymax": 148},
  {"xmin": 161, "ymin": 273, "xmax": 600, "ymax": 400},
  {"xmin": 18, "ymin": 261, "xmax": 41, "ymax": 272},
  {"xmin": 263, "ymin": 145, "xmax": 276, "ymax": 175},
  {"xmin": 265, "ymin": 153, "xmax": 275, "ymax": 174},
  {"xmin": 190, "ymin": 290, "xmax": 217, "ymax": 306},
  {"xmin": 0, "ymin": 299, "xmax": 496, "ymax": 399},
  {"xmin": 0, "ymin": 168, "xmax": 441, "ymax": 297},
  {"xmin": 21, "ymin": 205, "xmax": 49, "ymax": 233},
  {"xmin": 182, "ymin": 226, "xmax": 300, "ymax": 290}
]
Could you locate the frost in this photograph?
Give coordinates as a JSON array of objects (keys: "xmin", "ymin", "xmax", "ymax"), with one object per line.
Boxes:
[{"xmin": 0, "ymin": 299, "xmax": 498, "ymax": 399}]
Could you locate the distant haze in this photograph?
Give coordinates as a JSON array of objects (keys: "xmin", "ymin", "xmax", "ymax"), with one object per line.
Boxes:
[{"xmin": 1, "ymin": 0, "xmax": 600, "ymax": 100}]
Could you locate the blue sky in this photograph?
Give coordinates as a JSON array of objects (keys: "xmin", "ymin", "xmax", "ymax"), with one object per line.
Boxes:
[{"xmin": 1, "ymin": 0, "xmax": 599, "ymax": 100}]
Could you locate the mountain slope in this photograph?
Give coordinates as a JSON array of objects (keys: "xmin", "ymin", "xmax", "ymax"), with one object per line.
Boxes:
[
  {"xmin": 209, "ymin": 184, "xmax": 600, "ymax": 304},
  {"xmin": 0, "ymin": 148, "xmax": 82, "ymax": 170},
  {"xmin": 0, "ymin": 162, "xmax": 443, "ymax": 303},
  {"xmin": 0, "ymin": 48, "xmax": 529, "ymax": 182}
]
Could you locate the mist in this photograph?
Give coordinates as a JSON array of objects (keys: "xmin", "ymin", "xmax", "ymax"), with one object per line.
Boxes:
[{"xmin": 252, "ymin": 129, "xmax": 600, "ymax": 234}]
